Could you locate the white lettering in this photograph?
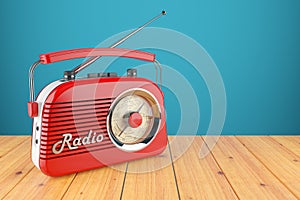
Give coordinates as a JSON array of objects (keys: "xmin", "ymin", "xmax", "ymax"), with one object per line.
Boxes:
[
  {"xmin": 52, "ymin": 133, "xmax": 78, "ymax": 154},
  {"xmin": 82, "ymin": 130, "xmax": 92, "ymax": 145},
  {"xmin": 52, "ymin": 130, "xmax": 104, "ymax": 154},
  {"xmin": 73, "ymin": 137, "xmax": 82, "ymax": 146},
  {"xmin": 91, "ymin": 132, "xmax": 96, "ymax": 143},
  {"xmin": 96, "ymin": 134, "xmax": 104, "ymax": 142}
]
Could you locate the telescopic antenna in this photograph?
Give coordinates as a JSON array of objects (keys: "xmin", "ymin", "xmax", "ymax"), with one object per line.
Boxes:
[{"xmin": 69, "ymin": 10, "xmax": 166, "ymax": 77}]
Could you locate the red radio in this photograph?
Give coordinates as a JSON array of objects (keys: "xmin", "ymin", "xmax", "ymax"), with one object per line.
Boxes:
[{"xmin": 28, "ymin": 12, "xmax": 167, "ymax": 176}]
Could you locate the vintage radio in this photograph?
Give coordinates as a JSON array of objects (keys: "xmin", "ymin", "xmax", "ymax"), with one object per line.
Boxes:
[{"xmin": 27, "ymin": 11, "xmax": 167, "ymax": 176}]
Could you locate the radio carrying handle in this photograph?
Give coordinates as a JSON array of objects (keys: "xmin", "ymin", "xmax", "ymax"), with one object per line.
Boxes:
[
  {"xmin": 39, "ymin": 48, "xmax": 156, "ymax": 64},
  {"xmin": 28, "ymin": 48, "xmax": 162, "ymax": 117}
]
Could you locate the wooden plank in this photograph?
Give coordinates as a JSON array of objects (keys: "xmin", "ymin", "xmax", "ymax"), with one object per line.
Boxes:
[
  {"xmin": 62, "ymin": 164, "xmax": 126, "ymax": 200},
  {"xmin": 2, "ymin": 136, "xmax": 299, "ymax": 199},
  {"xmin": 121, "ymin": 139, "xmax": 178, "ymax": 199},
  {"xmin": 206, "ymin": 136, "xmax": 297, "ymax": 199},
  {"xmin": 170, "ymin": 136, "xmax": 238, "ymax": 200},
  {"xmin": 237, "ymin": 136, "xmax": 300, "ymax": 198},
  {"xmin": 4, "ymin": 168, "xmax": 76, "ymax": 200},
  {"xmin": 2, "ymin": 136, "xmax": 75, "ymax": 199},
  {"xmin": 0, "ymin": 136, "xmax": 28, "ymax": 156},
  {"xmin": 271, "ymin": 136, "xmax": 300, "ymax": 156},
  {"xmin": 0, "ymin": 137, "xmax": 34, "ymax": 199}
]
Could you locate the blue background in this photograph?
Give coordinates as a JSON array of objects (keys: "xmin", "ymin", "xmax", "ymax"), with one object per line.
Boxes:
[{"xmin": 0, "ymin": 0, "xmax": 299, "ymax": 135}]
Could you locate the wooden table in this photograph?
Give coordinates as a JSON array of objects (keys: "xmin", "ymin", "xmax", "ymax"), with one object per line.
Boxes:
[{"xmin": 0, "ymin": 136, "xmax": 299, "ymax": 199}]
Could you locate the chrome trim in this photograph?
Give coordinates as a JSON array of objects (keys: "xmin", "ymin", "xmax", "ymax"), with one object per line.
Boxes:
[
  {"xmin": 29, "ymin": 60, "xmax": 41, "ymax": 102},
  {"xmin": 154, "ymin": 59, "xmax": 163, "ymax": 89}
]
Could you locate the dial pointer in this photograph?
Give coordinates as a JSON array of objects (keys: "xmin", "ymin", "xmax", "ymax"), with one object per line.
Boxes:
[{"xmin": 118, "ymin": 125, "xmax": 128, "ymax": 137}]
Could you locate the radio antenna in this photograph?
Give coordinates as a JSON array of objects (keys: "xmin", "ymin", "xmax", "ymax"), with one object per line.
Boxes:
[{"xmin": 69, "ymin": 10, "xmax": 166, "ymax": 77}]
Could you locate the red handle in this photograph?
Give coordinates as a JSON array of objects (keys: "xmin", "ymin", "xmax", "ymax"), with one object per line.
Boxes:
[{"xmin": 39, "ymin": 48, "xmax": 155, "ymax": 64}]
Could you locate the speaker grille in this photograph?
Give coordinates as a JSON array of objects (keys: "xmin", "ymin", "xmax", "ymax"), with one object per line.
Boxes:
[{"xmin": 40, "ymin": 98, "xmax": 115, "ymax": 160}]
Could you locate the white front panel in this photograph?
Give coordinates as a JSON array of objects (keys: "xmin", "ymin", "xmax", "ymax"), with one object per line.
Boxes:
[{"xmin": 31, "ymin": 80, "xmax": 64, "ymax": 169}]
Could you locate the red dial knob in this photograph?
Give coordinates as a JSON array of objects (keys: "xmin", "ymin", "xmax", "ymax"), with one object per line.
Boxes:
[{"xmin": 128, "ymin": 112, "xmax": 143, "ymax": 128}]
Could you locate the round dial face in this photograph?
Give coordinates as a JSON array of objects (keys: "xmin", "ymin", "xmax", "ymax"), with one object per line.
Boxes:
[{"xmin": 107, "ymin": 89, "xmax": 161, "ymax": 150}]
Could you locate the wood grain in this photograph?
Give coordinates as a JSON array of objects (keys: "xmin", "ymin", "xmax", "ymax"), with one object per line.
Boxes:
[
  {"xmin": 170, "ymin": 136, "xmax": 238, "ymax": 200},
  {"xmin": 0, "ymin": 138, "xmax": 75, "ymax": 200},
  {"xmin": 121, "ymin": 144, "xmax": 179, "ymax": 200},
  {"xmin": 3, "ymin": 167, "xmax": 76, "ymax": 200},
  {"xmin": 62, "ymin": 164, "xmax": 126, "ymax": 200},
  {"xmin": 237, "ymin": 136, "xmax": 300, "ymax": 199},
  {"xmin": 0, "ymin": 138, "xmax": 33, "ymax": 199},
  {"xmin": 271, "ymin": 136, "xmax": 300, "ymax": 156},
  {"xmin": 0, "ymin": 136, "xmax": 28, "ymax": 156},
  {"xmin": 207, "ymin": 136, "xmax": 297, "ymax": 199},
  {"xmin": 1, "ymin": 136, "xmax": 300, "ymax": 200}
]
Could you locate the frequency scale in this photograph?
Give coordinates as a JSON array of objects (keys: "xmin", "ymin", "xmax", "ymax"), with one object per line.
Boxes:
[{"xmin": 107, "ymin": 88, "xmax": 162, "ymax": 151}]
